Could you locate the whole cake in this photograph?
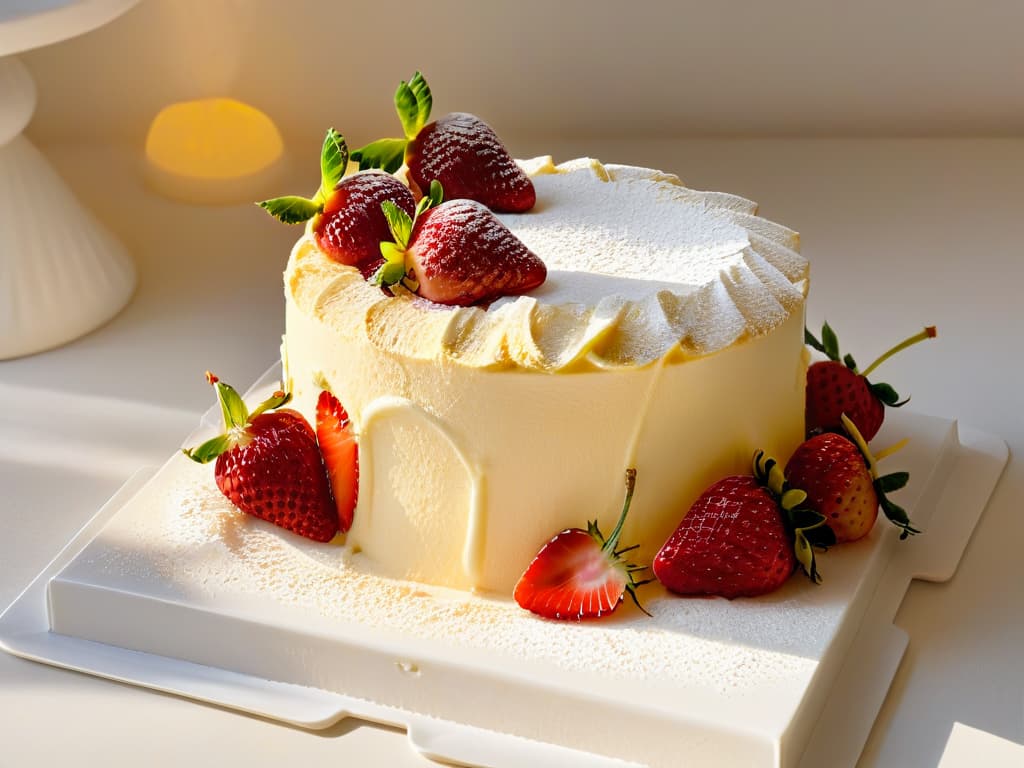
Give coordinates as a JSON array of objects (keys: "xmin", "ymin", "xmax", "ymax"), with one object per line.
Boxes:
[
  {"xmin": 280, "ymin": 152, "xmax": 809, "ymax": 594},
  {"xmin": 12, "ymin": 70, "xmax": 947, "ymax": 768}
]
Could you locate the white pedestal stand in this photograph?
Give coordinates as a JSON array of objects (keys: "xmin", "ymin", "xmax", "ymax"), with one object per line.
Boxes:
[{"xmin": 0, "ymin": 1, "xmax": 138, "ymax": 359}]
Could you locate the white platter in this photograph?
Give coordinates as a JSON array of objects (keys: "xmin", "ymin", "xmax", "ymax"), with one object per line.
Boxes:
[{"xmin": 0, "ymin": 392, "xmax": 1008, "ymax": 767}]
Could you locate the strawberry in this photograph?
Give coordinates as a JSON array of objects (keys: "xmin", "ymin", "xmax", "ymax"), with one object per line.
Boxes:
[
  {"xmin": 316, "ymin": 389, "xmax": 358, "ymax": 533},
  {"xmin": 805, "ymin": 322, "xmax": 937, "ymax": 441},
  {"xmin": 184, "ymin": 373, "xmax": 338, "ymax": 542},
  {"xmin": 786, "ymin": 413, "xmax": 918, "ymax": 542},
  {"xmin": 373, "ymin": 187, "xmax": 546, "ymax": 306},
  {"xmin": 258, "ymin": 129, "xmax": 415, "ymax": 274},
  {"xmin": 352, "ymin": 72, "xmax": 535, "ymax": 213},
  {"xmin": 653, "ymin": 452, "xmax": 828, "ymax": 599},
  {"xmin": 514, "ymin": 469, "xmax": 651, "ymax": 621}
]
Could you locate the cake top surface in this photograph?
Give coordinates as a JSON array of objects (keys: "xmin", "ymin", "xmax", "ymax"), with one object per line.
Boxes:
[{"xmin": 286, "ymin": 157, "xmax": 809, "ymax": 372}]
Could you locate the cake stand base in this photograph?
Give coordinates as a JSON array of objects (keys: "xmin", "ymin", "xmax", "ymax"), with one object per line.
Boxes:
[
  {"xmin": 0, "ymin": 56, "xmax": 135, "ymax": 360},
  {"xmin": 0, "ymin": 399, "xmax": 1008, "ymax": 767}
]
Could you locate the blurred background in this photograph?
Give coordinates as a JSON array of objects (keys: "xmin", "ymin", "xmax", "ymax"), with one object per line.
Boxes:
[{"xmin": 21, "ymin": 0, "xmax": 1024, "ymax": 149}]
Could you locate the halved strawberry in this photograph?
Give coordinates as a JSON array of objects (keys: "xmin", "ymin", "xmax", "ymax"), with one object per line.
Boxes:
[
  {"xmin": 805, "ymin": 322, "xmax": 937, "ymax": 440},
  {"xmin": 653, "ymin": 452, "xmax": 829, "ymax": 599},
  {"xmin": 514, "ymin": 469, "xmax": 651, "ymax": 621},
  {"xmin": 258, "ymin": 129, "xmax": 415, "ymax": 273},
  {"xmin": 373, "ymin": 188, "xmax": 546, "ymax": 306},
  {"xmin": 183, "ymin": 373, "xmax": 338, "ymax": 542},
  {"xmin": 316, "ymin": 389, "xmax": 358, "ymax": 533},
  {"xmin": 786, "ymin": 414, "xmax": 918, "ymax": 542},
  {"xmin": 352, "ymin": 72, "xmax": 535, "ymax": 213}
]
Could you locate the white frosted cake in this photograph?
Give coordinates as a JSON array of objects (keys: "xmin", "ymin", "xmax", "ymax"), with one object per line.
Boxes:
[{"xmin": 282, "ymin": 156, "xmax": 809, "ymax": 594}]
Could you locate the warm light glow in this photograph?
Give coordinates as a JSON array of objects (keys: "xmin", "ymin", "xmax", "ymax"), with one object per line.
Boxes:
[{"xmin": 144, "ymin": 98, "xmax": 284, "ymax": 203}]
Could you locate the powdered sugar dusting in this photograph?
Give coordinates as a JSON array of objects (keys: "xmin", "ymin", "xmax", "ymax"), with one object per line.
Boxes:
[
  {"xmin": 82, "ymin": 458, "xmax": 821, "ymax": 696},
  {"xmin": 499, "ymin": 163, "xmax": 750, "ymax": 294},
  {"xmin": 291, "ymin": 158, "xmax": 809, "ymax": 370}
]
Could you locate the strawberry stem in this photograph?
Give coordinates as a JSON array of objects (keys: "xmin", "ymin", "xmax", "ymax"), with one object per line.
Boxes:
[
  {"xmin": 602, "ymin": 468, "xmax": 637, "ymax": 555},
  {"xmin": 841, "ymin": 413, "xmax": 878, "ymax": 477},
  {"xmin": 861, "ymin": 326, "xmax": 937, "ymax": 378},
  {"xmin": 873, "ymin": 437, "xmax": 910, "ymax": 462}
]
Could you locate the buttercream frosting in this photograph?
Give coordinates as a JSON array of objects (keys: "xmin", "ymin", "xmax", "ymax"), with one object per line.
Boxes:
[
  {"xmin": 286, "ymin": 157, "xmax": 808, "ymax": 373},
  {"xmin": 282, "ymin": 158, "xmax": 809, "ymax": 593}
]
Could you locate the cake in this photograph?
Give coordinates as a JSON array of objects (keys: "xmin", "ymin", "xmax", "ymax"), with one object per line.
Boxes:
[
  {"xmin": 281, "ymin": 155, "xmax": 809, "ymax": 594},
  {"xmin": 3, "ymin": 73, "xmax": 966, "ymax": 768}
]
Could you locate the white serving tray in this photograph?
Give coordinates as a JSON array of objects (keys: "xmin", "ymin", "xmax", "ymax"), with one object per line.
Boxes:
[{"xmin": 0, "ymin": 395, "xmax": 1008, "ymax": 767}]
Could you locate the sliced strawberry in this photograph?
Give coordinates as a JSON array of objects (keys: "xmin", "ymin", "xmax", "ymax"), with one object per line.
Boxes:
[
  {"xmin": 316, "ymin": 389, "xmax": 358, "ymax": 533},
  {"xmin": 805, "ymin": 323, "xmax": 937, "ymax": 440},
  {"xmin": 653, "ymin": 452, "xmax": 828, "ymax": 599},
  {"xmin": 258, "ymin": 129, "xmax": 415, "ymax": 273},
  {"xmin": 514, "ymin": 469, "xmax": 650, "ymax": 621},
  {"xmin": 786, "ymin": 414, "xmax": 918, "ymax": 542},
  {"xmin": 352, "ymin": 72, "xmax": 536, "ymax": 213},
  {"xmin": 184, "ymin": 374, "xmax": 337, "ymax": 542}
]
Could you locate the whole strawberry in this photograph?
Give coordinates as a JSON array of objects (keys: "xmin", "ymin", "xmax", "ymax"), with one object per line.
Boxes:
[
  {"xmin": 653, "ymin": 452, "xmax": 829, "ymax": 599},
  {"xmin": 352, "ymin": 72, "xmax": 535, "ymax": 213},
  {"xmin": 372, "ymin": 184, "xmax": 546, "ymax": 306},
  {"xmin": 786, "ymin": 414, "xmax": 918, "ymax": 542},
  {"xmin": 805, "ymin": 322, "xmax": 937, "ymax": 441},
  {"xmin": 259, "ymin": 129, "xmax": 415, "ymax": 275},
  {"xmin": 514, "ymin": 469, "xmax": 651, "ymax": 621},
  {"xmin": 184, "ymin": 373, "xmax": 338, "ymax": 542}
]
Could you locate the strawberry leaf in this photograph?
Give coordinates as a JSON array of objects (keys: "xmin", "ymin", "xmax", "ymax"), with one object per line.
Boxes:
[
  {"xmin": 821, "ymin": 322, "xmax": 840, "ymax": 361},
  {"xmin": 371, "ymin": 258, "xmax": 407, "ymax": 288},
  {"xmin": 351, "ymin": 138, "xmax": 407, "ymax": 174},
  {"xmin": 793, "ymin": 529, "xmax": 821, "ymax": 583},
  {"xmin": 871, "ymin": 381, "xmax": 907, "ymax": 407},
  {"xmin": 213, "ymin": 380, "xmax": 249, "ymax": 430},
  {"xmin": 182, "ymin": 434, "xmax": 232, "ymax": 464},
  {"xmin": 805, "ymin": 327, "xmax": 826, "ymax": 354},
  {"xmin": 317, "ymin": 129, "xmax": 348, "ymax": 202},
  {"xmin": 379, "ymin": 240, "xmax": 406, "ymax": 263},
  {"xmin": 875, "ymin": 471, "xmax": 910, "ymax": 493},
  {"xmin": 429, "ymin": 179, "xmax": 443, "ymax": 207},
  {"xmin": 257, "ymin": 196, "xmax": 322, "ymax": 225},
  {"xmin": 381, "ymin": 201, "xmax": 413, "ymax": 249},
  {"xmin": 879, "ymin": 495, "xmax": 920, "ymax": 539},
  {"xmin": 396, "ymin": 71, "xmax": 432, "ymax": 140},
  {"xmin": 843, "ymin": 352, "xmax": 858, "ymax": 371}
]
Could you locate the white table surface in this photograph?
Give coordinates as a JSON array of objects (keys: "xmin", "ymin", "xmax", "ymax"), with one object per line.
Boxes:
[{"xmin": 1, "ymin": 137, "xmax": 1021, "ymax": 767}]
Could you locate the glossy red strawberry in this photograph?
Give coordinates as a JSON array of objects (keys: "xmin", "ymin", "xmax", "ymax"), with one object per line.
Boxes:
[
  {"xmin": 406, "ymin": 112, "xmax": 535, "ymax": 213},
  {"xmin": 315, "ymin": 172, "xmax": 415, "ymax": 274},
  {"xmin": 805, "ymin": 322, "xmax": 937, "ymax": 440},
  {"xmin": 514, "ymin": 469, "xmax": 651, "ymax": 621},
  {"xmin": 653, "ymin": 452, "xmax": 827, "ymax": 599},
  {"xmin": 184, "ymin": 374, "xmax": 338, "ymax": 542},
  {"xmin": 373, "ymin": 191, "xmax": 546, "ymax": 306},
  {"xmin": 352, "ymin": 72, "xmax": 535, "ymax": 213},
  {"xmin": 786, "ymin": 415, "xmax": 918, "ymax": 542},
  {"xmin": 407, "ymin": 200, "xmax": 545, "ymax": 305},
  {"xmin": 258, "ymin": 129, "xmax": 415, "ymax": 273},
  {"xmin": 316, "ymin": 389, "xmax": 358, "ymax": 533}
]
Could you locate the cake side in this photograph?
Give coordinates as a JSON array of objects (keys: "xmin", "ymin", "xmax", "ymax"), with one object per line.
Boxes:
[{"xmin": 281, "ymin": 158, "xmax": 809, "ymax": 594}]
